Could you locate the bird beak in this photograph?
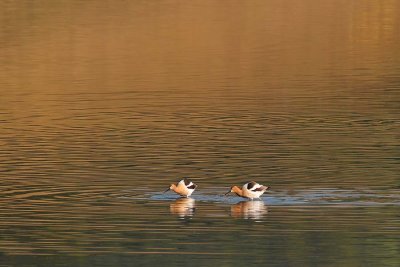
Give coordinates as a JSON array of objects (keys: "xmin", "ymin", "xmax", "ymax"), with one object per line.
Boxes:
[
  {"xmin": 224, "ymin": 190, "xmax": 231, "ymax": 196},
  {"xmin": 163, "ymin": 188, "xmax": 170, "ymax": 194}
]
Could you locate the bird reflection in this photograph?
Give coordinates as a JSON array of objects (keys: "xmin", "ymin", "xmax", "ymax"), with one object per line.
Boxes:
[
  {"xmin": 230, "ymin": 200, "xmax": 268, "ymax": 220},
  {"xmin": 170, "ymin": 197, "xmax": 196, "ymax": 218}
]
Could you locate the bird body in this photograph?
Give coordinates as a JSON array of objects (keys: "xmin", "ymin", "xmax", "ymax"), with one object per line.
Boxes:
[
  {"xmin": 226, "ymin": 181, "xmax": 269, "ymax": 200},
  {"xmin": 164, "ymin": 178, "xmax": 197, "ymax": 197}
]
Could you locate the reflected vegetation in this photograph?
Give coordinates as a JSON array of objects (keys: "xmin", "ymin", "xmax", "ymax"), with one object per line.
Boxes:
[
  {"xmin": 169, "ymin": 197, "xmax": 196, "ymax": 219},
  {"xmin": 230, "ymin": 201, "xmax": 268, "ymax": 220}
]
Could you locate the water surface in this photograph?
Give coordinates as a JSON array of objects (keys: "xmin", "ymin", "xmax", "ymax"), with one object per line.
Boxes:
[{"xmin": 0, "ymin": 1, "xmax": 399, "ymax": 266}]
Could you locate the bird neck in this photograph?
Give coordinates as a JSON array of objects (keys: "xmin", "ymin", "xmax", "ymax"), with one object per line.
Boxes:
[
  {"xmin": 170, "ymin": 184, "xmax": 177, "ymax": 190},
  {"xmin": 232, "ymin": 186, "xmax": 244, "ymax": 197}
]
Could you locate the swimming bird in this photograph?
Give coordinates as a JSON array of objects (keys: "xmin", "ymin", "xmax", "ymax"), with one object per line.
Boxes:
[
  {"xmin": 225, "ymin": 181, "xmax": 269, "ymax": 200},
  {"xmin": 164, "ymin": 178, "xmax": 197, "ymax": 197}
]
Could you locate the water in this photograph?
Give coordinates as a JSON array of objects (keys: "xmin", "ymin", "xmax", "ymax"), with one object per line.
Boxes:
[{"xmin": 1, "ymin": 0, "xmax": 399, "ymax": 266}]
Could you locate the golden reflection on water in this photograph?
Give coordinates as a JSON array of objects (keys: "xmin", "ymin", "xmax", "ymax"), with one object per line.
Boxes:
[
  {"xmin": 230, "ymin": 200, "xmax": 268, "ymax": 220},
  {"xmin": 0, "ymin": 0, "xmax": 399, "ymax": 266},
  {"xmin": 0, "ymin": 0, "xmax": 399, "ymax": 97},
  {"xmin": 169, "ymin": 197, "xmax": 196, "ymax": 218}
]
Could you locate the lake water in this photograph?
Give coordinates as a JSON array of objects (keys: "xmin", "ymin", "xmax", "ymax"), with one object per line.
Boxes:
[{"xmin": 0, "ymin": 1, "xmax": 399, "ymax": 266}]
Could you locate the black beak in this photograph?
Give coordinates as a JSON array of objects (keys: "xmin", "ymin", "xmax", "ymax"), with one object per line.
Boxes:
[
  {"xmin": 163, "ymin": 188, "xmax": 170, "ymax": 194},
  {"xmin": 224, "ymin": 190, "xmax": 231, "ymax": 196}
]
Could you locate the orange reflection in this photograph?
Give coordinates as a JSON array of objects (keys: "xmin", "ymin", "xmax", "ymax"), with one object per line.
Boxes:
[
  {"xmin": 170, "ymin": 197, "xmax": 196, "ymax": 218},
  {"xmin": 231, "ymin": 200, "xmax": 268, "ymax": 220}
]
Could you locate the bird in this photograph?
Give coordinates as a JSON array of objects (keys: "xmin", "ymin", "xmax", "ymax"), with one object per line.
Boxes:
[
  {"xmin": 225, "ymin": 181, "xmax": 269, "ymax": 200},
  {"xmin": 164, "ymin": 178, "xmax": 197, "ymax": 197}
]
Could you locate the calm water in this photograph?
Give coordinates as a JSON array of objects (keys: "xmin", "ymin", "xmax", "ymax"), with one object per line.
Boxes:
[{"xmin": 1, "ymin": 0, "xmax": 399, "ymax": 266}]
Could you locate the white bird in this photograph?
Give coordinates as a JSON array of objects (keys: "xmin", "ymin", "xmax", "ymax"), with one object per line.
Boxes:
[
  {"xmin": 164, "ymin": 178, "xmax": 197, "ymax": 197},
  {"xmin": 225, "ymin": 181, "xmax": 270, "ymax": 200}
]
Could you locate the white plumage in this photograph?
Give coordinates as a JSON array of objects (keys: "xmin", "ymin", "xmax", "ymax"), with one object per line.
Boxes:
[
  {"xmin": 164, "ymin": 178, "xmax": 197, "ymax": 197},
  {"xmin": 225, "ymin": 181, "xmax": 270, "ymax": 200}
]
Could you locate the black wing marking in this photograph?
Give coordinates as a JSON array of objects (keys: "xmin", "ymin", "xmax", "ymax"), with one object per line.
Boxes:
[
  {"xmin": 253, "ymin": 186, "xmax": 265, "ymax": 192},
  {"xmin": 247, "ymin": 181, "xmax": 257, "ymax": 190},
  {"xmin": 183, "ymin": 178, "xmax": 191, "ymax": 186},
  {"xmin": 182, "ymin": 178, "xmax": 196, "ymax": 189},
  {"xmin": 187, "ymin": 183, "xmax": 197, "ymax": 190}
]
